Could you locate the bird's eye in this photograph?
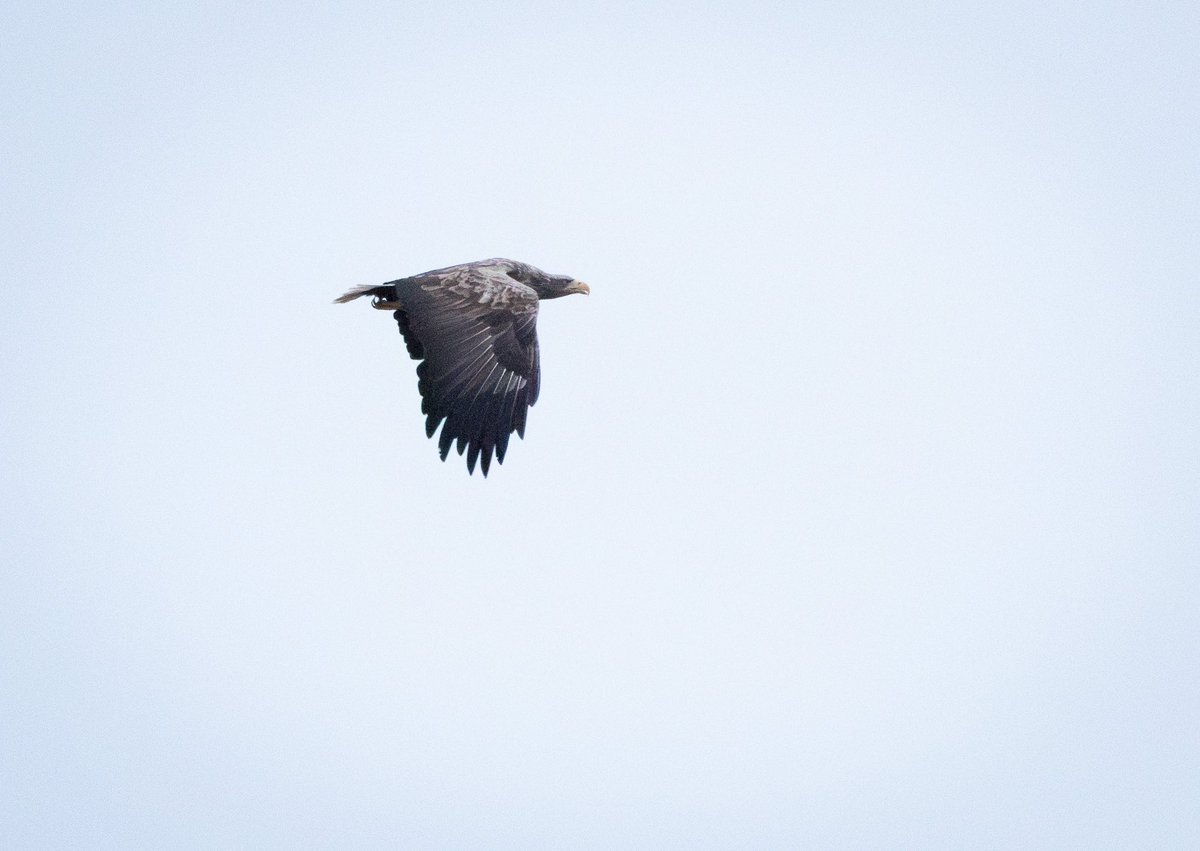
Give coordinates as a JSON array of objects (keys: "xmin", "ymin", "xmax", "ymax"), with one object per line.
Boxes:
[{"xmin": 505, "ymin": 270, "xmax": 523, "ymax": 282}]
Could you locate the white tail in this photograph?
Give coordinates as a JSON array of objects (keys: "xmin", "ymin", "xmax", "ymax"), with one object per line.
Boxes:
[{"xmin": 333, "ymin": 284, "xmax": 385, "ymax": 304}]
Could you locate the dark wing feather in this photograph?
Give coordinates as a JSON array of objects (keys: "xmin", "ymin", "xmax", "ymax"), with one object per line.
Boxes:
[{"xmin": 392, "ymin": 267, "xmax": 540, "ymax": 476}]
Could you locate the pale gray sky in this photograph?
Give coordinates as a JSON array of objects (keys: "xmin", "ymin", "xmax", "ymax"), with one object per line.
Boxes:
[{"xmin": 2, "ymin": 1, "xmax": 1198, "ymax": 848}]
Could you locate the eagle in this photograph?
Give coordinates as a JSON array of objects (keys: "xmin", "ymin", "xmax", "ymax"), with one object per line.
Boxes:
[{"xmin": 336, "ymin": 258, "xmax": 590, "ymax": 476}]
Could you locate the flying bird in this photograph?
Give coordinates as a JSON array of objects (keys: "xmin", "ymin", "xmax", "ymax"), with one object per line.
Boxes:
[{"xmin": 336, "ymin": 258, "xmax": 590, "ymax": 476}]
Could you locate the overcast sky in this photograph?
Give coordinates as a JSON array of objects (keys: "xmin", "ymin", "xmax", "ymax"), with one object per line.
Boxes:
[{"xmin": 2, "ymin": 1, "xmax": 1198, "ymax": 848}]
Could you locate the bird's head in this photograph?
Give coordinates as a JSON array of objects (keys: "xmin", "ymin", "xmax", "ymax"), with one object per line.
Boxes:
[{"xmin": 501, "ymin": 259, "xmax": 590, "ymax": 299}]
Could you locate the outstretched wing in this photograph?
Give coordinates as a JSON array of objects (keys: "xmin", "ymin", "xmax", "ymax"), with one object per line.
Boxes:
[{"xmin": 394, "ymin": 265, "xmax": 541, "ymax": 476}]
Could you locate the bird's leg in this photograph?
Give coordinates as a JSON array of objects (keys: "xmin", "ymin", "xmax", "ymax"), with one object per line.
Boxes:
[{"xmin": 372, "ymin": 296, "xmax": 403, "ymax": 310}]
